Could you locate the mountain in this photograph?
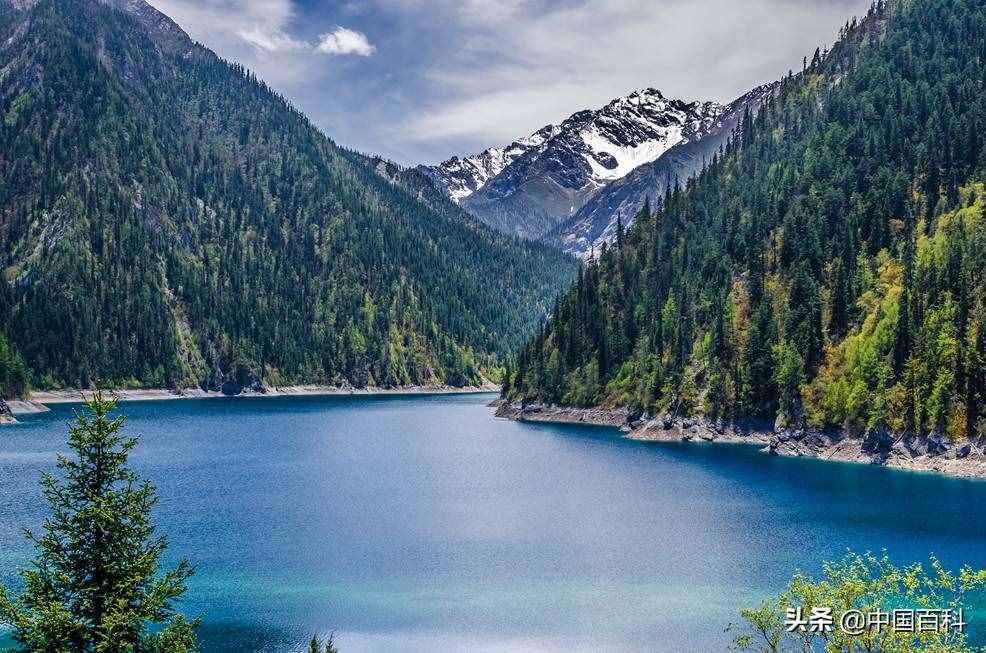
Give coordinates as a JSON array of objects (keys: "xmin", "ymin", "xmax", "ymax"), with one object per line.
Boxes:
[
  {"xmin": 550, "ymin": 83, "xmax": 778, "ymax": 257},
  {"xmin": 505, "ymin": 0, "xmax": 986, "ymax": 445},
  {"xmin": 0, "ymin": 0, "xmax": 578, "ymax": 397},
  {"xmin": 419, "ymin": 89, "xmax": 726, "ymax": 239},
  {"xmin": 418, "ymin": 125, "xmax": 558, "ymax": 205},
  {"xmin": 363, "ymin": 154, "xmax": 492, "ymax": 223}
]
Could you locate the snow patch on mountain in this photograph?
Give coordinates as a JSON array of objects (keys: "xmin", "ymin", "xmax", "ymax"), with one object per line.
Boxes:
[
  {"xmin": 422, "ymin": 125, "xmax": 558, "ymax": 204},
  {"xmin": 419, "ymin": 87, "xmax": 726, "ymax": 239},
  {"xmin": 581, "ymin": 125, "xmax": 683, "ymax": 183},
  {"xmin": 551, "ymin": 82, "xmax": 780, "ymax": 258},
  {"xmin": 574, "ymin": 89, "xmax": 725, "ymax": 186}
]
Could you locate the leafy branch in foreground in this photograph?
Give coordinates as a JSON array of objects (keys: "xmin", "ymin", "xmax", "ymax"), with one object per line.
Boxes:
[
  {"xmin": 0, "ymin": 391, "xmax": 199, "ymax": 652},
  {"xmin": 729, "ymin": 552, "xmax": 986, "ymax": 652}
]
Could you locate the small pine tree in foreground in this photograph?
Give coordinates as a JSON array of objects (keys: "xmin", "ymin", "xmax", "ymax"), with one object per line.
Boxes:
[
  {"xmin": 307, "ymin": 633, "xmax": 339, "ymax": 653},
  {"xmin": 0, "ymin": 391, "xmax": 199, "ymax": 652}
]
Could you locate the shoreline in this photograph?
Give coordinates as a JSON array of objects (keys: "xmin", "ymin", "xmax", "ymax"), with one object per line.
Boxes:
[
  {"xmin": 493, "ymin": 401, "xmax": 986, "ymax": 480},
  {"xmin": 5, "ymin": 384, "xmax": 499, "ymax": 417}
]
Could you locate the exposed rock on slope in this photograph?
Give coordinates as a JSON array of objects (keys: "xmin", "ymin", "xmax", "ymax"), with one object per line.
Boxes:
[
  {"xmin": 420, "ymin": 89, "xmax": 726, "ymax": 239},
  {"xmin": 0, "ymin": 398, "xmax": 15, "ymax": 424},
  {"xmin": 551, "ymin": 83, "xmax": 778, "ymax": 256}
]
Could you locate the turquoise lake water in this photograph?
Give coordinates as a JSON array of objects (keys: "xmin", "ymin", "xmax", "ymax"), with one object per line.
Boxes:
[{"xmin": 2, "ymin": 393, "xmax": 985, "ymax": 652}]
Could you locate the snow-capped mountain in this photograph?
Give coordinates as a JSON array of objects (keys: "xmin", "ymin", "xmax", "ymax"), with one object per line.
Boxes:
[
  {"xmin": 552, "ymin": 83, "xmax": 779, "ymax": 257},
  {"xmin": 419, "ymin": 125, "xmax": 558, "ymax": 204},
  {"xmin": 419, "ymin": 88, "xmax": 726, "ymax": 239}
]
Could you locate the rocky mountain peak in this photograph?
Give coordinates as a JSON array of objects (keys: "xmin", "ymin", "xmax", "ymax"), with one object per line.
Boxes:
[
  {"xmin": 418, "ymin": 123, "xmax": 559, "ymax": 204},
  {"xmin": 553, "ymin": 81, "xmax": 780, "ymax": 257},
  {"xmin": 418, "ymin": 87, "xmax": 726, "ymax": 239},
  {"xmin": 421, "ymin": 87, "xmax": 726, "ymax": 233}
]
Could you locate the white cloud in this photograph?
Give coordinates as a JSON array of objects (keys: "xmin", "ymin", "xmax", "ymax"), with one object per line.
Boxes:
[
  {"xmin": 146, "ymin": 0, "xmax": 872, "ymax": 163},
  {"xmin": 404, "ymin": 83, "xmax": 588, "ymax": 142},
  {"xmin": 148, "ymin": 0, "xmax": 301, "ymax": 57},
  {"xmin": 237, "ymin": 27, "xmax": 308, "ymax": 53},
  {"xmin": 397, "ymin": 0, "xmax": 871, "ymax": 155},
  {"xmin": 235, "ymin": 24, "xmax": 375, "ymax": 56},
  {"xmin": 316, "ymin": 27, "xmax": 376, "ymax": 56},
  {"xmin": 147, "ymin": 1, "xmax": 373, "ymax": 64}
]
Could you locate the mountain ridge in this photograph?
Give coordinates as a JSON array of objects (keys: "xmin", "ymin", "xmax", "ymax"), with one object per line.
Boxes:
[
  {"xmin": 551, "ymin": 82, "xmax": 779, "ymax": 256},
  {"xmin": 7, "ymin": 0, "xmax": 190, "ymax": 45},
  {"xmin": 0, "ymin": 0, "xmax": 577, "ymax": 397},
  {"xmin": 419, "ymin": 88, "xmax": 726, "ymax": 239}
]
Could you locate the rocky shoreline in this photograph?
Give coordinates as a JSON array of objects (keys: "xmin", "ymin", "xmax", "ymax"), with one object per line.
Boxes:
[
  {"xmin": 2, "ymin": 384, "xmax": 499, "ymax": 420},
  {"xmin": 493, "ymin": 401, "xmax": 986, "ymax": 480}
]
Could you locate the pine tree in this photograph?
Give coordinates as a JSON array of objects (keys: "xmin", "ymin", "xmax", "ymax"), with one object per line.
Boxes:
[
  {"xmin": 308, "ymin": 633, "xmax": 339, "ymax": 653},
  {"xmin": 0, "ymin": 391, "xmax": 199, "ymax": 653},
  {"xmin": 0, "ymin": 332, "xmax": 30, "ymax": 399}
]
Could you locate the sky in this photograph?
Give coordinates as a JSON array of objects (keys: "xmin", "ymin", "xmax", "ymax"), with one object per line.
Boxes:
[{"xmin": 147, "ymin": 0, "xmax": 872, "ymax": 165}]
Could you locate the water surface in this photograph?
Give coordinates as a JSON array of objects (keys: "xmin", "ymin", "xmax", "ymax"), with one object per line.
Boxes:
[{"xmin": 2, "ymin": 393, "xmax": 985, "ymax": 651}]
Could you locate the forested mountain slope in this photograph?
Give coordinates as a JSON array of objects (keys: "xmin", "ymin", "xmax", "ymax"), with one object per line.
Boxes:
[
  {"xmin": 0, "ymin": 0, "xmax": 577, "ymax": 397},
  {"xmin": 506, "ymin": 0, "xmax": 986, "ymax": 443}
]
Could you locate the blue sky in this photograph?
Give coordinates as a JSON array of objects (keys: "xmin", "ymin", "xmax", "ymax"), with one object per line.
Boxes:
[{"xmin": 148, "ymin": 0, "xmax": 871, "ymax": 165}]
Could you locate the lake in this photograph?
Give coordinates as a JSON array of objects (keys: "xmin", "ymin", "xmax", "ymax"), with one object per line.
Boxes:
[{"xmin": 2, "ymin": 393, "xmax": 986, "ymax": 652}]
